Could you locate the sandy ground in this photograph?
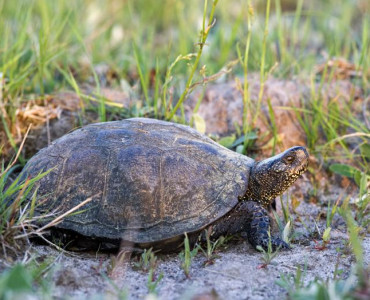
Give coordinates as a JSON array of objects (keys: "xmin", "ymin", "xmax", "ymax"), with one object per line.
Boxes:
[{"xmin": 34, "ymin": 231, "xmax": 368, "ymax": 300}]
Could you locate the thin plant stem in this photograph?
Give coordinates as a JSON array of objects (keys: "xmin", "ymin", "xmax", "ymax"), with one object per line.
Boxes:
[
  {"xmin": 241, "ymin": 1, "xmax": 254, "ymax": 153},
  {"xmin": 252, "ymin": 0, "xmax": 271, "ymax": 127},
  {"xmin": 0, "ymin": 124, "xmax": 31, "ymax": 177},
  {"xmin": 166, "ymin": 0, "xmax": 219, "ymax": 120}
]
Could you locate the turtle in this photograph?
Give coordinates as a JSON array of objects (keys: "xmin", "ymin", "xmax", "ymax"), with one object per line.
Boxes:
[{"xmin": 20, "ymin": 118, "xmax": 309, "ymax": 251}]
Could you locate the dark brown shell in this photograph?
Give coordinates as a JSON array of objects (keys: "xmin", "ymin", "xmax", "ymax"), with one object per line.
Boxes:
[{"xmin": 22, "ymin": 118, "xmax": 254, "ymax": 244}]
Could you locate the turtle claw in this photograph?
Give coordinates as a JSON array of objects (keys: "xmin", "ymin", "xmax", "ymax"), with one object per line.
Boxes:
[
  {"xmin": 253, "ymin": 236, "xmax": 290, "ymax": 252},
  {"xmin": 271, "ymin": 237, "xmax": 291, "ymax": 251}
]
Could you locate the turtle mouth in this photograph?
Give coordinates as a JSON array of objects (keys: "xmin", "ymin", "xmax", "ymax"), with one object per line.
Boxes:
[
  {"xmin": 291, "ymin": 164, "xmax": 308, "ymax": 178},
  {"xmin": 282, "ymin": 162, "xmax": 308, "ymax": 188},
  {"xmin": 295, "ymin": 159, "xmax": 309, "ymax": 175}
]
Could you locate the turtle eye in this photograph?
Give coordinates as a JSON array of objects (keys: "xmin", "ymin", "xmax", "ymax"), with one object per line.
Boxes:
[{"xmin": 284, "ymin": 155, "xmax": 295, "ymax": 164}]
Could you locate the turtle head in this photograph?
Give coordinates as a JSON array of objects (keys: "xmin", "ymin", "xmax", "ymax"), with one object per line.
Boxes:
[{"xmin": 245, "ymin": 146, "xmax": 309, "ymax": 207}]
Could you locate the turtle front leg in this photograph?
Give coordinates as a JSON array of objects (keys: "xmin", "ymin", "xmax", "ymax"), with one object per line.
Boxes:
[
  {"xmin": 243, "ymin": 201, "xmax": 290, "ymax": 251},
  {"xmin": 209, "ymin": 201, "xmax": 290, "ymax": 251}
]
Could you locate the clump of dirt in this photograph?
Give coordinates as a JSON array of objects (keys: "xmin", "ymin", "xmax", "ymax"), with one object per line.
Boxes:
[
  {"xmin": 1, "ymin": 87, "xmax": 139, "ymax": 162},
  {"xmin": 185, "ymin": 75, "xmax": 365, "ymax": 154},
  {"xmin": 315, "ymin": 57, "xmax": 366, "ymax": 80}
]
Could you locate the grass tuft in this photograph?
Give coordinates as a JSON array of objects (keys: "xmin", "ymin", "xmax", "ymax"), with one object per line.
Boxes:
[{"xmin": 179, "ymin": 232, "xmax": 199, "ymax": 278}]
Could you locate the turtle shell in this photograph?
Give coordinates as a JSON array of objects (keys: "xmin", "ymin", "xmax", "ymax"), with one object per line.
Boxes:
[{"xmin": 21, "ymin": 118, "xmax": 254, "ymax": 244}]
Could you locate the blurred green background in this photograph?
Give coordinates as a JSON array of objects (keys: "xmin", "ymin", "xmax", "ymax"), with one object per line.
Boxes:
[{"xmin": 0, "ymin": 0, "xmax": 368, "ymax": 98}]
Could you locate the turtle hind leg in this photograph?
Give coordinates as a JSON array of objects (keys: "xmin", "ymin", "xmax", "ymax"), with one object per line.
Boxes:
[{"xmin": 244, "ymin": 201, "xmax": 290, "ymax": 251}]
